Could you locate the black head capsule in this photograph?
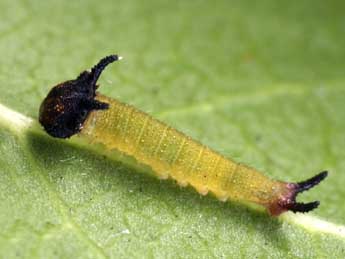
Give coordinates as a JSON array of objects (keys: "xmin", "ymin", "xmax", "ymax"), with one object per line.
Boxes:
[{"xmin": 39, "ymin": 55, "xmax": 121, "ymax": 138}]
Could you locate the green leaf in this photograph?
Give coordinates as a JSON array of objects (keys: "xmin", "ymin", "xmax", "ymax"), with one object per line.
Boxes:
[{"xmin": 0, "ymin": 0, "xmax": 345, "ymax": 258}]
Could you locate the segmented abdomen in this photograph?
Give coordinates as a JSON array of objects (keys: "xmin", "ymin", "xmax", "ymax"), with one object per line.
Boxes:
[{"xmin": 82, "ymin": 94, "xmax": 282, "ymax": 205}]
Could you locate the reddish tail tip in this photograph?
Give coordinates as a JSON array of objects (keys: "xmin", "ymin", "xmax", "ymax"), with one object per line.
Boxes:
[{"xmin": 268, "ymin": 171, "xmax": 328, "ymax": 216}]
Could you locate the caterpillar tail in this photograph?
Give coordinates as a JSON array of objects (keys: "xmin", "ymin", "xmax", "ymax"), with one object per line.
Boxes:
[{"xmin": 267, "ymin": 171, "xmax": 328, "ymax": 216}]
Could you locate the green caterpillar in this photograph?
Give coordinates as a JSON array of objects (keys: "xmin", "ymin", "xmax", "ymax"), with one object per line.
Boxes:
[{"xmin": 39, "ymin": 55, "xmax": 328, "ymax": 216}]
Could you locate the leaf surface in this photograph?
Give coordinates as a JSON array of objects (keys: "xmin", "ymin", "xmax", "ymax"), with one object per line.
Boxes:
[{"xmin": 0, "ymin": 0, "xmax": 345, "ymax": 258}]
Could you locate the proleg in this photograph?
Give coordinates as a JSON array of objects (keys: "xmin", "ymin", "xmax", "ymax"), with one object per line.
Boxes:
[{"xmin": 38, "ymin": 55, "xmax": 328, "ymax": 216}]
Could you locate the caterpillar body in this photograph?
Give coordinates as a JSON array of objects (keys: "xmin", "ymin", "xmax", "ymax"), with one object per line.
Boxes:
[
  {"xmin": 82, "ymin": 94, "xmax": 284, "ymax": 207},
  {"xmin": 39, "ymin": 55, "xmax": 328, "ymax": 216}
]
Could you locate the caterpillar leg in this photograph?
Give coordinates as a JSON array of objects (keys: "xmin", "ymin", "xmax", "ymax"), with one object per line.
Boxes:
[
  {"xmin": 82, "ymin": 99, "xmax": 109, "ymax": 110},
  {"xmin": 268, "ymin": 171, "xmax": 328, "ymax": 216}
]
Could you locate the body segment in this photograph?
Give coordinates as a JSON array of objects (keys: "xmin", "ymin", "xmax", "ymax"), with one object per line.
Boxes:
[{"xmin": 82, "ymin": 94, "xmax": 287, "ymax": 207}]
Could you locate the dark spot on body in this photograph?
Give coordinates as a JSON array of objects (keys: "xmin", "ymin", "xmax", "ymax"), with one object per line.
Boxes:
[{"xmin": 39, "ymin": 55, "xmax": 120, "ymax": 138}]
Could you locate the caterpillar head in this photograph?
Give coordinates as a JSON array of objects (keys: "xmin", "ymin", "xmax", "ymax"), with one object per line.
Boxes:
[{"xmin": 39, "ymin": 55, "xmax": 121, "ymax": 138}]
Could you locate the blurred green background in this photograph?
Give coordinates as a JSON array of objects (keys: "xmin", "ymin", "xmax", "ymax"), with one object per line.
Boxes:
[{"xmin": 0, "ymin": 0, "xmax": 344, "ymax": 258}]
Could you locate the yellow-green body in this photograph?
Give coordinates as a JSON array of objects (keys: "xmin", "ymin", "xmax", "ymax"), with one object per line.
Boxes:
[{"xmin": 81, "ymin": 94, "xmax": 287, "ymax": 208}]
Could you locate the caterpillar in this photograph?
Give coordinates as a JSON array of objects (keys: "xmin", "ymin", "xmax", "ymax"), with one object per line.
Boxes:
[{"xmin": 39, "ymin": 55, "xmax": 328, "ymax": 216}]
